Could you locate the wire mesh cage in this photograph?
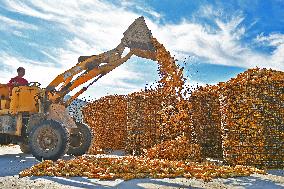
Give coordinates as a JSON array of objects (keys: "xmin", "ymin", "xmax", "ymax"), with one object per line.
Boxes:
[{"xmin": 219, "ymin": 68, "xmax": 284, "ymax": 168}]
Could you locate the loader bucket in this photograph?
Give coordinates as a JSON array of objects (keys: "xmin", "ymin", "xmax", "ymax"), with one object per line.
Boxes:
[
  {"xmin": 121, "ymin": 16, "xmax": 155, "ymax": 52},
  {"xmin": 78, "ymin": 16, "xmax": 156, "ymax": 63}
]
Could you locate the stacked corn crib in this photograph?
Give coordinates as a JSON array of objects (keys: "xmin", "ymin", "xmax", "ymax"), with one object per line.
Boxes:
[{"xmin": 219, "ymin": 68, "xmax": 284, "ymax": 168}]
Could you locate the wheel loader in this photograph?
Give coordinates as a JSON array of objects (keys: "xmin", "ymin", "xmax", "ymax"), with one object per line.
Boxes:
[{"xmin": 0, "ymin": 16, "xmax": 157, "ymax": 161}]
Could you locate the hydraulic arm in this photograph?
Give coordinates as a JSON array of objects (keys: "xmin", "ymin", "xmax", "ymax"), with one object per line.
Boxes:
[{"xmin": 46, "ymin": 17, "xmax": 157, "ymax": 106}]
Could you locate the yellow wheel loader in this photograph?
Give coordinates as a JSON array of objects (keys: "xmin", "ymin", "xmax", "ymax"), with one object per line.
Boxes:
[{"xmin": 0, "ymin": 17, "xmax": 157, "ymax": 161}]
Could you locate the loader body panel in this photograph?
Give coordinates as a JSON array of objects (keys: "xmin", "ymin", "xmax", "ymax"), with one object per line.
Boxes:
[{"xmin": 10, "ymin": 86, "xmax": 42, "ymax": 115}]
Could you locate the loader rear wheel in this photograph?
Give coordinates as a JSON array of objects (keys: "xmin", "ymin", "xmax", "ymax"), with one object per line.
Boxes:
[
  {"xmin": 19, "ymin": 143, "xmax": 30, "ymax": 154},
  {"xmin": 29, "ymin": 120, "xmax": 69, "ymax": 161},
  {"xmin": 67, "ymin": 123, "xmax": 92, "ymax": 156}
]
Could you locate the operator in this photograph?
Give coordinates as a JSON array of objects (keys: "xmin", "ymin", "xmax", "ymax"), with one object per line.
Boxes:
[{"xmin": 7, "ymin": 67, "xmax": 29, "ymax": 92}]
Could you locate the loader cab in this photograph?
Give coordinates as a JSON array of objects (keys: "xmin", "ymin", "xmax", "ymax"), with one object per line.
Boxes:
[{"xmin": 0, "ymin": 83, "xmax": 44, "ymax": 136}]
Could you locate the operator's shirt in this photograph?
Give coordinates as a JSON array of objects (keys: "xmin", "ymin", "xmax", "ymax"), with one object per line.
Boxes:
[{"xmin": 7, "ymin": 76, "xmax": 28, "ymax": 87}]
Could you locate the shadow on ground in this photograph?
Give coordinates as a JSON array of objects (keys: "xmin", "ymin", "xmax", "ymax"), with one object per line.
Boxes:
[
  {"xmin": 222, "ymin": 176, "xmax": 284, "ymax": 189},
  {"xmin": 0, "ymin": 152, "xmax": 37, "ymax": 177},
  {"xmin": 31, "ymin": 176, "xmax": 202, "ymax": 189}
]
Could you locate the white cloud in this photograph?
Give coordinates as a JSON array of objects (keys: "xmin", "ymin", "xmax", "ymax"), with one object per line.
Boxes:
[
  {"xmin": 256, "ymin": 33, "xmax": 284, "ymax": 46},
  {"xmin": 149, "ymin": 13, "xmax": 283, "ymax": 70},
  {"xmin": 1, "ymin": 0, "xmax": 283, "ymax": 100},
  {"xmin": 0, "ymin": 15, "xmax": 38, "ymax": 30},
  {"xmin": 2, "ymin": 0, "xmax": 139, "ymax": 50},
  {"xmin": 0, "ymin": 15, "xmax": 38, "ymax": 37},
  {"xmin": 255, "ymin": 33, "xmax": 284, "ymax": 68},
  {"xmin": 120, "ymin": 0, "xmax": 162, "ymax": 20},
  {"xmin": 199, "ymin": 5, "xmax": 223, "ymax": 18}
]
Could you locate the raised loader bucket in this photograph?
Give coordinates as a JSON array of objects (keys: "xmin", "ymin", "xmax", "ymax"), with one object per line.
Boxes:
[
  {"xmin": 78, "ymin": 16, "xmax": 155, "ymax": 63},
  {"xmin": 121, "ymin": 16, "xmax": 155, "ymax": 52}
]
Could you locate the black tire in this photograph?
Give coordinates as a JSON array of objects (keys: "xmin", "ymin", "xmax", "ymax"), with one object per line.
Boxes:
[
  {"xmin": 67, "ymin": 123, "xmax": 92, "ymax": 156},
  {"xmin": 19, "ymin": 143, "xmax": 30, "ymax": 154},
  {"xmin": 28, "ymin": 120, "xmax": 69, "ymax": 161}
]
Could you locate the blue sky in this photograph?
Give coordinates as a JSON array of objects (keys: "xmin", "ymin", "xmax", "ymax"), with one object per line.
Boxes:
[{"xmin": 0, "ymin": 0, "xmax": 283, "ymax": 100}]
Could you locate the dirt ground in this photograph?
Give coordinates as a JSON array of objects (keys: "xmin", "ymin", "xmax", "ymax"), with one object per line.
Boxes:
[{"xmin": 0, "ymin": 145, "xmax": 283, "ymax": 189}]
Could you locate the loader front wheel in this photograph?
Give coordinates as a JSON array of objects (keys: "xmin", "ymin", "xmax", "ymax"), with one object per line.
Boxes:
[
  {"xmin": 67, "ymin": 123, "xmax": 92, "ymax": 156},
  {"xmin": 29, "ymin": 120, "xmax": 69, "ymax": 161}
]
